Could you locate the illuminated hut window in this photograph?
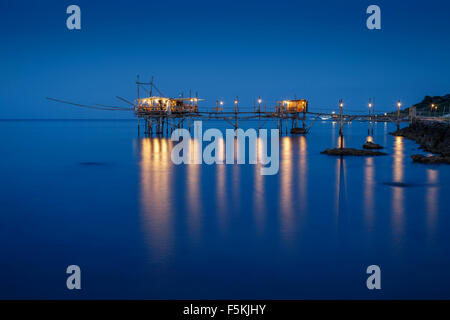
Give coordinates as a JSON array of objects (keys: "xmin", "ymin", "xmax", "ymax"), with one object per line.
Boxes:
[
  {"xmin": 276, "ymin": 99, "xmax": 308, "ymax": 113},
  {"xmin": 136, "ymin": 96, "xmax": 203, "ymax": 112}
]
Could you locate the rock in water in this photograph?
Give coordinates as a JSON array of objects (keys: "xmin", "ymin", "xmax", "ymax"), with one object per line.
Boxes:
[
  {"xmin": 411, "ymin": 154, "xmax": 450, "ymax": 164},
  {"xmin": 290, "ymin": 127, "xmax": 307, "ymax": 134},
  {"xmin": 363, "ymin": 141, "xmax": 384, "ymax": 149},
  {"xmin": 321, "ymin": 148, "xmax": 387, "ymax": 156}
]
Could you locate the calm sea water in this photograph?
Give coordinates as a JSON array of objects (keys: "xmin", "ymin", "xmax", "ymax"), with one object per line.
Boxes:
[{"xmin": 0, "ymin": 119, "xmax": 449, "ymax": 299}]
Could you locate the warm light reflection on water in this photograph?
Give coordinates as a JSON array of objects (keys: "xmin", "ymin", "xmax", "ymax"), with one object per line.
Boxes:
[
  {"xmin": 334, "ymin": 156, "xmax": 347, "ymax": 218},
  {"xmin": 334, "ymin": 134, "xmax": 347, "ymax": 219},
  {"xmin": 392, "ymin": 136, "xmax": 405, "ymax": 240},
  {"xmin": 364, "ymin": 157, "xmax": 375, "ymax": 228},
  {"xmin": 253, "ymin": 137, "xmax": 266, "ymax": 233},
  {"xmin": 137, "ymin": 126, "xmax": 443, "ymax": 258},
  {"xmin": 187, "ymin": 140, "xmax": 201, "ymax": 240},
  {"xmin": 298, "ymin": 136, "xmax": 308, "ymax": 216},
  {"xmin": 337, "ymin": 135, "xmax": 345, "ymax": 149},
  {"xmin": 216, "ymin": 138, "xmax": 227, "ymax": 232},
  {"xmin": 232, "ymin": 139, "xmax": 240, "ymax": 208},
  {"xmin": 280, "ymin": 137, "xmax": 294, "ymax": 241},
  {"xmin": 426, "ymin": 169, "xmax": 439, "ymax": 234},
  {"xmin": 139, "ymin": 138, "xmax": 173, "ymax": 258}
]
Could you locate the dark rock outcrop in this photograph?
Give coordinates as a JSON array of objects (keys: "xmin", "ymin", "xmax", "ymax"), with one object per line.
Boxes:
[
  {"xmin": 290, "ymin": 127, "xmax": 307, "ymax": 134},
  {"xmin": 363, "ymin": 141, "xmax": 384, "ymax": 150},
  {"xmin": 321, "ymin": 148, "xmax": 387, "ymax": 156},
  {"xmin": 411, "ymin": 154, "xmax": 450, "ymax": 164},
  {"xmin": 390, "ymin": 121, "xmax": 450, "ymax": 156}
]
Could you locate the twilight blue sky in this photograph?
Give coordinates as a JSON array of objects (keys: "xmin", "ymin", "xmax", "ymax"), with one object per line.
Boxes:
[{"xmin": 1, "ymin": 0, "xmax": 449, "ymax": 118}]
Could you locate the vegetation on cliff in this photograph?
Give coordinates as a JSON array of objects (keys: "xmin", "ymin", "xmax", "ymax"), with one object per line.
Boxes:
[{"xmin": 405, "ymin": 94, "xmax": 450, "ymax": 116}]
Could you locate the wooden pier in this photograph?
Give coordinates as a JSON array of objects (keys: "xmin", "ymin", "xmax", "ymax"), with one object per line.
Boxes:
[
  {"xmin": 134, "ymin": 104, "xmax": 408, "ymax": 137},
  {"xmin": 47, "ymin": 77, "xmax": 417, "ymax": 138},
  {"xmin": 131, "ymin": 77, "xmax": 404, "ymax": 137}
]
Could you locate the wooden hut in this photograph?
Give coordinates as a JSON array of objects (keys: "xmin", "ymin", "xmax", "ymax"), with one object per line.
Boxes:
[
  {"xmin": 136, "ymin": 97, "xmax": 202, "ymax": 113},
  {"xmin": 276, "ymin": 99, "xmax": 308, "ymax": 113}
]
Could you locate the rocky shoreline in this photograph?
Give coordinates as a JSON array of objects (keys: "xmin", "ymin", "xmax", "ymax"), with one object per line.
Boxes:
[{"xmin": 390, "ymin": 121, "xmax": 450, "ymax": 163}]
